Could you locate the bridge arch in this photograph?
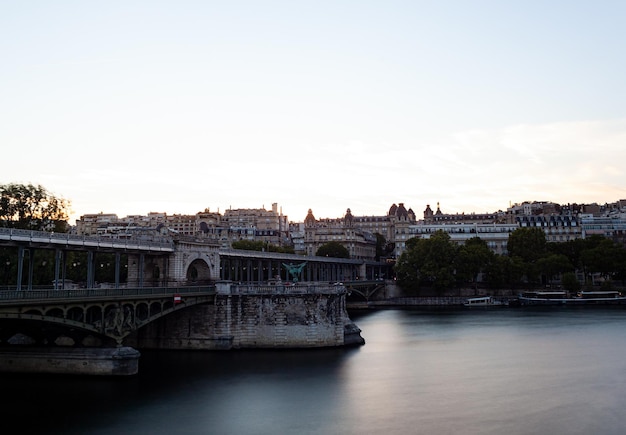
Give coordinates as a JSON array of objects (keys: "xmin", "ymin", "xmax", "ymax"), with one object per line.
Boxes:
[
  {"xmin": 185, "ymin": 258, "xmax": 213, "ymax": 284},
  {"xmin": 167, "ymin": 246, "xmax": 219, "ymax": 284}
]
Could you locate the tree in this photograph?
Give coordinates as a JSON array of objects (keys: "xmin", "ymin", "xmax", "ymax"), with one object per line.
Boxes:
[
  {"xmin": 0, "ymin": 183, "xmax": 71, "ymax": 232},
  {"xmin": 232, "ymin": 240, "xmax": 266, "ymax": 251},
  {"xmin": 536, "ymin": 253, "xmax": 574, "ymax": 285},
  {"xmin": 231, "ymin": 240, "xmax": 295, "ymax": 254},
  {"xmin": 580, "ymin": 238, "xmax": 626, "ymax": 284},
  {"xmin": 484, "ymin": 255, "xmax": 525, "ymax": 289},
  {"xmin": 394, "ymin": 237, "xmax": 422, "ymax": 292},
  {"xmin": 316, "ymin": 241, "xmax": 350, "ymax": 258},
  {"xmin": 547, "ymin": 238, "xmax": 587, "ymax": 271},
  {"xmin": 394, "ymin": 231, "xmax": 458, "ymax": 292},
  {"xmin": 507, "ymin": 227, "xmax": 547, "ymax": 263},
  {"xmin": 456, "ymin": 237, "xmax": 494, "ymax": 288},
  {"xmin": 561, "ymin": 271, "xmax": 581, "ymax": 293},
  {"xmin": 421, "ymin": 231, "xmax": 458, "ymax": 291},
  {"xmin": 507, "ymin": 227, "xmax": 547, "ymax": 285},
  {"xmin": 374, "ymin": 233, "xmax": 387, "ymax": 261}
]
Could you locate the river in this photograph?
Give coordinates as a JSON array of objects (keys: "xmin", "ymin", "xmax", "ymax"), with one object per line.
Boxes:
[{"xmin": 3, "ymin": 306, "xmax": 626, "ymax": 434}]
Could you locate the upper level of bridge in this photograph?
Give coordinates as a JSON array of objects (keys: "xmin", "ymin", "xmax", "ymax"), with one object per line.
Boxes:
[
  {"xmin": 0, "ymin": 228, "xmax": 371, "ymax": 265},
  {"xmin": 0, "ymin": 227, "xmax": 175, "ymax": 253},
  {"xmin": 0, "ymin": 228, "xmax": 391, "ymax": 286}
]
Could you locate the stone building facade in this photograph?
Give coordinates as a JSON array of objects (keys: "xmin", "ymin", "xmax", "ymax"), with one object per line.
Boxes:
[
  {"xmin": 303, "ymin": 208, "xmax": 377, "ymax": 260},
  {"xmin": 74, "ymin": 199, "xmax": 626, "ymax": 262}
]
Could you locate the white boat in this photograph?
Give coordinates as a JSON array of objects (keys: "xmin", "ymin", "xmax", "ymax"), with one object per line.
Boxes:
[{"xmin": 463, "ymin": 296, "xmax": 504, "ymax": 307}]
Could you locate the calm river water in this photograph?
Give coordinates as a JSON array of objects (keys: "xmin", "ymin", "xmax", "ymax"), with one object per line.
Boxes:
[{"xmin": 4, "ymin": 307, "xmax": 626, "ymax": 435}]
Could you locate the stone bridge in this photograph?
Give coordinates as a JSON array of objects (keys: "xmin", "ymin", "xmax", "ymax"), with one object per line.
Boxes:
[
  {"xmin": 0, "ymin": 229, "xmax": 376, "ymax": 375},
  {"xmin": 0, "ymin": 282, "xmax": 364, "ymax": 376},
  {"xmin": 0, "ymin": 286, "xmax": 214, "ymax": 347}
]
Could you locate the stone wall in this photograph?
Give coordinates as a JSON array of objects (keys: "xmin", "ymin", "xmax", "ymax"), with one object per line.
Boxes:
[{"xmin": 131, "ymin": 288, "xmax": 363, "ymax": 350}]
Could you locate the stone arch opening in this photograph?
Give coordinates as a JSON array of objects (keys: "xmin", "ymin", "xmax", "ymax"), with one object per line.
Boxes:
[{"xmin": 186, "ymin": 258, "xmax": 212, "ymax": 284}]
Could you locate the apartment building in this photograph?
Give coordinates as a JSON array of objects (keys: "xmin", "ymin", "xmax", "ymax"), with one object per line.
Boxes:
[
  {"xmin": 222, "ymin": 203, "xmax": 289, "ymax": 247},
  {"xmin": 74, "ymin": 199, "xmax": 626, "ymax": 258},
  {"xmin": 303, "ymin": 208, "xmax": 377, "ymax": 260}
]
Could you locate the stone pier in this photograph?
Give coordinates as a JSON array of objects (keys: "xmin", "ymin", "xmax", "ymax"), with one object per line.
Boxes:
[{"xmin": 130, "ymin": 282, "xmax": 365, "ymax": 350}]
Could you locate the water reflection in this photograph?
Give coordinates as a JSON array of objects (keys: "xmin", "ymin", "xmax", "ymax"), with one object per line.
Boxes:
[{"xmin": 3, "ymin": 307, "xmax": 626, "ymax": 435}]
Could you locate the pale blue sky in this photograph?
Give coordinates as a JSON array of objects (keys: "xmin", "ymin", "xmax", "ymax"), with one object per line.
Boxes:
[{"xmin": 2, "ymin": 1, "xmax": 625, "ymax": 224}]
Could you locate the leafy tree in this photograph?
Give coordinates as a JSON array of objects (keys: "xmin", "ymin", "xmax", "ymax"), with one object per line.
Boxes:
[
  {"xmin": 456, "ymin": 237, "xmax": 493, "ymax": 287},
  {"xmin": 561, "ymin": 271, "xmax": 581, "ymax": 293},
  {"xmin": 316, "ymin": 241, "xmax": 350, "ymax": 258},
  {"xmin": 547, "ymin": 238, "xmax": 587, "ymax": 271},
  {"xmin": 394, "ymin": 237, "xmax": 422, "ymax": 291},
  {"xmin": 506, "ymin": 227, "xmax": 548, "ymax": 285},
  {"xmin": 395, "ymin": 231, "xmax": 457, "ymax": 292},
  {"xmin": 484, "ymin": 254, "xmax": 526, "ymax": 289},
  {"xmin": 231, "ymin": 240, "xmax": 295, "ymax": 254},
  {"xmin": 536, "ymin": 253, "xmax": 574, "ymax": 285},
  {"xmin": 580, "ymin": 238, "xmax": 626, "ymax": 284},
  {"xmin": 0, "ymin": 183, "xmax": 71, "ymax": 232},
  {"xmin": 374, "ymin": 233, "xmax": 387, "ymax": 261},
  {"xmin": 507, "ymin": 227, "xmax": 547, "ymax": 263}
]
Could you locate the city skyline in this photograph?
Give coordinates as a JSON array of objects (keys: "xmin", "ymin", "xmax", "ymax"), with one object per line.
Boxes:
[
  {"xmin": 3, "ymin": 2, "xmax": 626, "ymax": 225},
  {"xmin": 74, "ymin": 196, "xmax": 623, "ymax": 224}
]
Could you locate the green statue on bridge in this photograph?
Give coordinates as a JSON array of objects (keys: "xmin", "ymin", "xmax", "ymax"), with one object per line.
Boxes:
[{"xmin": 282, "ymin": 262, "xmax": 307, "ymax": 283}]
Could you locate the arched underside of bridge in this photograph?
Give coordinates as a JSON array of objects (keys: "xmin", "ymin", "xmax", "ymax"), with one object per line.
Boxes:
[
  {"xmin": 0, "ymin": 296, "xmax": 214, "ymax": 348},
  {"xmin": 345, "ymin": 282, "xmax": 387, "ymax": 302}
]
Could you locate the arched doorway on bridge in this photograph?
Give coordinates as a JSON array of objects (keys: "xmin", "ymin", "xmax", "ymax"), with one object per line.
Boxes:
[{"xmin": 186, "ymin": 259, "xmax": 211, "ymax": 284}]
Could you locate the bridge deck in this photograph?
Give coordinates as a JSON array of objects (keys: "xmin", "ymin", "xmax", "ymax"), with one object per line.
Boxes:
[{"xmin": 0, "ymin": 228, "xmax": 175, "ymax": 252}]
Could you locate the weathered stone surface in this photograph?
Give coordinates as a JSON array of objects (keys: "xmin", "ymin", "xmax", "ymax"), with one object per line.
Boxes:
[{"xmin": 132, "ymin": 291, "xmax": 364, "ymax": 350}]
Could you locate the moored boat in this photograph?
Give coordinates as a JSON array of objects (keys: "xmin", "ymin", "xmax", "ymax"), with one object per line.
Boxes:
[
  {"xmin": 574, "ymin": 290, "xmax": 626, "ymax": 304},
  {"xmin": 518, "ymin": 290, "xmax": 569, "ymax": 305},
  {"xmin": 519, "ymin": 290, "xmax": 626, "ymax": 305},
  {"xmin": 463, "ymin": 296, "xmax": 505, "ymax": 307}
]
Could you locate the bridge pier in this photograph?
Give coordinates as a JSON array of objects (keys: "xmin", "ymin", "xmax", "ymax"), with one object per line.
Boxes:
[{"xmin": 130, "ymin": 282, "xmax": 364, "ymax": 350}]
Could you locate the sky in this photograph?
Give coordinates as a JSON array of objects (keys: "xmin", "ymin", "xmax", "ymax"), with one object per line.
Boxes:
[{"xmin": 2, "ymin": 1, "xmax": 626, "ymax": 225}]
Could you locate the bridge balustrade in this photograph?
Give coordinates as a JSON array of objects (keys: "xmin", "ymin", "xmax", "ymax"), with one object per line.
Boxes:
[
  {"xmin": 0, "ymin": 285, "xmax": 215, "ymax": 303},
  {"xmin": 230, "ymin": 283, "xmax": 346, "ymax": 295}
]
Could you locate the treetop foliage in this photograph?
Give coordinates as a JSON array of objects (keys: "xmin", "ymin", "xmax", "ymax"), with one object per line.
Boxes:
[
  {"xmin": 231, "ymin": 239, "xmax": 295, "ymax": 254},
  {"xmin": 394, "ymin": 227, "xmax": 626, "ymax": 293},
  {"xmin": 0, "ymin": 183, "xmax": 71, "ymax": 232},
  {"xmin": 316, "ymin": 241, "xmax": 350, "ymax": 258}
]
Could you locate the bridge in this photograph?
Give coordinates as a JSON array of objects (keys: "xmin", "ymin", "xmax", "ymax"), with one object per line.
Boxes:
[
  {"xmin": 0, "ymin": 285, "xmax": 215, "ymax": 347},
  {"xmin": 0, "ymin": 229, "xmax": 375, "ymax": 375},
  {"xmin": 0, "ymin": 228, "xmax": 391, "ymax": 290}
]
